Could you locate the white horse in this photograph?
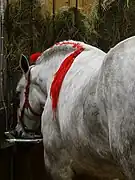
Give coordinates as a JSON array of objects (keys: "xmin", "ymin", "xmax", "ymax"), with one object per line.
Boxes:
[{"xmin": 15, "ymin": 37, "xmax": 134, "ymax": 180}]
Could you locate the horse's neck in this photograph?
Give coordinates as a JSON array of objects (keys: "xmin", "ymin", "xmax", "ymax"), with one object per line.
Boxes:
[{"xmin": 37, "ymin": 50, "xmax": 73, "ymax": 93}]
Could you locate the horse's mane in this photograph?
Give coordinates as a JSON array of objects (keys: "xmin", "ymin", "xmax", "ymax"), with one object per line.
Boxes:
[{"xmin": 36, "ymin": 40, "xmax": 93, "ymax": 65}]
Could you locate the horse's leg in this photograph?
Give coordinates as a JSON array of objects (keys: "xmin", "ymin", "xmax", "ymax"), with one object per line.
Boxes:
[
  {"xmin": 109, "ymin": 120, "xmax": 135, "ymax": 180},
  {"xmin": 42, "ymin": 102, "xmax": 75, "ymax": 180},
  {"xmin": 43, "ymin": 148, "xmax": 75, "ymax": 180}
]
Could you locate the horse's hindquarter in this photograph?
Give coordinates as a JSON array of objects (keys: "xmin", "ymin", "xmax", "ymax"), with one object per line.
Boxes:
[
  {"xmin": 57, "ymin": 49, "xmax": 116, "ymax": 176},
  {"xmin": 96, "ymin": 36, "xmax": 135, "ymax": 180}
]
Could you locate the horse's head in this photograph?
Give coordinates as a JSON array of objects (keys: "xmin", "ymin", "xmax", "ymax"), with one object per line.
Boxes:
[{"xmin": 15, "ymin": 54, "xmax": 46, "ymax": 138}]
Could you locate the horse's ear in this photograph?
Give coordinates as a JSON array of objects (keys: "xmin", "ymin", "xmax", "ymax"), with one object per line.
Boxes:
[{"xmin": 20, "ymin": 54, "xmax": 29, "ymax": 74}]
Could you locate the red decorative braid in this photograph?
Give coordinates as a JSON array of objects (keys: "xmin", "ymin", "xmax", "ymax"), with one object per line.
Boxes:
[{"xmin": 50, "ymin": 43, "xmax": 84, "ymax": 114}]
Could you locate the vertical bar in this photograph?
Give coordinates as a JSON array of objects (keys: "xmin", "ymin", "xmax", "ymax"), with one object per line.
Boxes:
[
  {"xmin": 118, "ymin": 0, "xmax": 125, "ymax": 40},
  {"xmin": 10, "ymin": 147, "xmax": 14, "ymax": 180},
  {"xmin": 10, "ymin": 145, "xmax": 16, "ymax": 180},
  {"xmin": 6, "ymin": 0, "xmax": 13, "ymax": 131},
  {"xmin": 52, "ymin": 0, "xmax": 55, "ymax": 18},
  {"xmin": 7, "ymin": 0, "xmax": 11, "ymax": 131},
  {"xmin": 1, "ymin": 0, "xmax": 8, "ymax": 130},
  {"xmin": 68, "ymin": 0, "xmax": 70, "ymax": 6},
  {"xmin": 74, "ymin": 0, "xmax": 78, "ymax": 26},
  {"xmin": 52, "ymin": 0, "xmax": 56, "ymax": 43},
  {"xmin": 29, "ymin": 0, "xmax": 33, "ymax": 53},
  {"xmin": 75, "ymin": 0, "xmax": 78, "ymax": 9},
  {"xmin": 97, "ymin": 0, "xmax": 103, "ymax": 49},
  {"xmin": 98, "ymin": 0, "xmax": 102, "ymax": 14},
  {"xmin": 82, "ymin": 0, "xmax": 84, "ymax": 7}
]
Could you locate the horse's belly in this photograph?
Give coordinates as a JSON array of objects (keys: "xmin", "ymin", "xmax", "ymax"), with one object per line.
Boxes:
[
  {"xmin": 58, "ymin": 81, "xmax": 123, "ymax": 179},
  {"xmin": 71, "ymin": 152, "xmax": 124, "ymax": 179},
  {"xmin": 58, "ymin": 92, "xmax": 122, "ymax": 179}
]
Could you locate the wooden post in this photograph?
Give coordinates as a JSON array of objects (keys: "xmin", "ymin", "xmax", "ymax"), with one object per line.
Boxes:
[
  {"xmin": 75, "ymin": 0, "xmax": 78, "ymax": 9},
  {"xmin": 0, "ymin": 0, "xmax": 8, "ymax": 130},
  {"xmin": 74, "ymin": 0, "xmax": 78, "ymax": 26}
]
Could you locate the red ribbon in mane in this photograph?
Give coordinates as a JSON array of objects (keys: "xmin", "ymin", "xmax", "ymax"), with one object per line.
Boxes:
[
  {"xmin": 50, "ymin": 43, "xmax": 84, "ymax": 114},
  {"xmin": 30, "ymin": 52, "xmax": 41, "ymax": 64}
]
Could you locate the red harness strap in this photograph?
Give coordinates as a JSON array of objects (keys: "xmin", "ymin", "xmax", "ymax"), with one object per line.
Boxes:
[
  {"xmin": 50, "ymin": 43, "xmax": 84, "ymax": 114},
  {"xmin": 19, "ymin": 69, "xmax": 41, "ymax": 132}
]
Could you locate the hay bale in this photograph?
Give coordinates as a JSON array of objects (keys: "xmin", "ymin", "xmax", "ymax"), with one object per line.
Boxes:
[
  {"xmin": 53, "ymin": 6, "xmax": 93, "ymax": 44},
  {"xmin": 89, "ymin": 0, "xmax": 135, "ymax": 52},
  {"xmin": 4, "ymin": 1, "xmax": 93, "ymax": 69},
  {"xmin": 4, "ymin": 0, "xmax": 52, "ymax": 69},
  {"xmin": 5, "ymin": 0, "xmax": 135, "ymax": 69}
]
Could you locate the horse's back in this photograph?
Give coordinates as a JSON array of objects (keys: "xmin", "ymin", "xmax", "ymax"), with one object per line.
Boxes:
[{"xmin": 58, "ymin": 46, "xmax": 105, "ymax": 130}]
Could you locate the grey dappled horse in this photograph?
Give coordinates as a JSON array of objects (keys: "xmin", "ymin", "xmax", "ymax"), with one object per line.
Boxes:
[{"xmin": 15, "ymin": 38, "xmax": 135, "ymax": 180}]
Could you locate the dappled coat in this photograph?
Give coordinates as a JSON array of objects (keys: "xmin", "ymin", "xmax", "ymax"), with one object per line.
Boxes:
[{"xmin": 16, "ymin": 37, "xmax": 135, "ymax": 180}]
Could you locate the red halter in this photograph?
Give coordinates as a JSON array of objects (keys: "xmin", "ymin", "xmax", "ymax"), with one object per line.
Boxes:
[{"xmin": 19, "ymin": 68, "xmax": 41, "ymax": 133}]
